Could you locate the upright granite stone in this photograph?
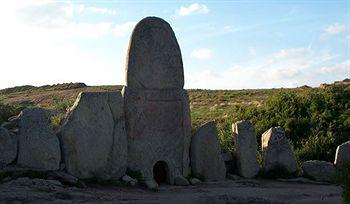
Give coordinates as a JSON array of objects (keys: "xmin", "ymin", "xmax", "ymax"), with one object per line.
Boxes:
[
  {"xmin": 190, "ymin": 121, "xmax": 226, "ymax": 181},
  {"xmin": 58, "ymin": 92, "xmax": 127, "ymax": 180},
  {"xmin": 123, "ymin": 17, "xmax": 191, "ymax": 186},
  {"xmin": 261, "ymin": 127, "xmax": 297, "ymax": 174},
  {"xmin": 232, "ymin": 120, "xmax": 259, "ymax": 178},
  {"xmin": 0, "ymin": 127, "xmax": 17, "ymax": 166},
  {"xmin": 302, "ymin": 160, "xmax": 336, "ymax": 183},
  {"xmin": 334, "ymin": 141, "xmax": 350, "ymax": 166},
  {"xmin": 17, "ymin": 108, "xmax": 60, "ymax": 170}
]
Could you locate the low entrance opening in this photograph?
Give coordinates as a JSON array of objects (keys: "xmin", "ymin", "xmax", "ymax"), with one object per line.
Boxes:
[{"xmin": 153, "ymin": 161, "xmax": 169, "ymax": 184}]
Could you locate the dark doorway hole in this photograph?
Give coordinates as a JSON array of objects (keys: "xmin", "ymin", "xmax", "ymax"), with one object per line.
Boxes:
[{"xmin": 153, "ymin": 161, "xmax": 169, "ymax": 184}]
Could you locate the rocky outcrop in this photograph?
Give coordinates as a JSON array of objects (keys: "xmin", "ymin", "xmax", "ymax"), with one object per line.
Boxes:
[
  {"xmin": 302, "ymin": 160, "xmax": 336, "ymax": 183},
  {"xmin": 17, "ymin": 108, "xmax": 61, "ymax": 170},
  {"xmin": 334, "ymin": 141, "xmax": 350, "ymax": 166},
  {"xmin": 190, "ymin": 121, "xmax": 226, "ymax": 181},
  {"xmin": 232, "ymin": 120, "xmax": 259, "ymax": 178},
  {"xmin": 0, "ymin": 127, "xmax": 17, "ymax": 166},
  {"xmin": 261, "ymin": 127, "xmax": 297, "ymax": 174},
  {"xmin": 58, "ymin": 92, "xmax": 127, "ymax": 180}
]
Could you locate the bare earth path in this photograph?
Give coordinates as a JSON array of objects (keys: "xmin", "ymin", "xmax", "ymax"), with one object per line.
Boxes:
[{"xmin": 0, "ymin": 177, "xmax": 342, "ymax": 203}]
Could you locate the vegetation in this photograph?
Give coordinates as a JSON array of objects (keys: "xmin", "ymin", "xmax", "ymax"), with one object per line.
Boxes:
[
  {"xmin": 0, "ymin": 103, "xmax": 24, "ymax": 124},
  {"xmin": 0, "ymin": 82, "xmax": 349, "ymax": 164},
  {"xmin": 213, "ymin": 86, "xmax": 350, "ymax": 162}
]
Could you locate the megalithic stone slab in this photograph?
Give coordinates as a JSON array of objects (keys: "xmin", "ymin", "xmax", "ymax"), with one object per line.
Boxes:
[
  {"xmin": 126, "ymin": 16, "xmax": 184, "ymax": 89},
  {"xmin": 232, "ymin": 120, "xmax": 259, "ymax": 178},
  {"xmin": 261, "ymin": 127, "xmax": 297, "ymax": 174},
  {"xmin": 17, "ymin": 108, "xmax": 61, "ymax": 170},
  {"xmin": 123, "ymin": 87, "xmax": 192, "ymax": 184},
  {"xmin": 58, "ymin": 92, "xmax": 127, "ymax": 180},
  {"xmin": 123, "ymin": 17, "xmax": 191, "ymax": 187},
  {"xmin": 190, "ymin": 121, "xmax": 226, "ymax": 181},
  {"xmin": 334, "ymin": 141, "xmax": 350, "ymax": 166}
]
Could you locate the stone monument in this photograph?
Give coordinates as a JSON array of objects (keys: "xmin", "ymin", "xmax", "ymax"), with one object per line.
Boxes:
[{"xmin": 122, "ymin": 17, "xmax": 191, "ymax": 188}]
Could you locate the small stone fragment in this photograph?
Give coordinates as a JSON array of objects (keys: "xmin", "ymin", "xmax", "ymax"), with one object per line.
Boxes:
[{"xmin": 174, "ymin": 175, "xmax": 189, "ymax": 186}]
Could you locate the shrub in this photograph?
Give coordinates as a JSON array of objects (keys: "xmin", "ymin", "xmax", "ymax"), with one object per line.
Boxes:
[
  {"xmin": 0, "ymin": 102, "xmax": 24, "ymax": 124},
  {"xmin": 218, "ymin": 86, "xmax": 350, "ymax": 162}
]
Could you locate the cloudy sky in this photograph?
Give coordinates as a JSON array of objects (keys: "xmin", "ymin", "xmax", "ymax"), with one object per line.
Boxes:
[{"xmin": 0, "ymin": 0, "xmax": 349, "ymax": 89}]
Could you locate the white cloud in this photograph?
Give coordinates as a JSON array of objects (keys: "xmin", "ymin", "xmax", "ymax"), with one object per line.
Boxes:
[
  {"xmin": 191, "ymin": 48, "xmax": 212, "ymax": 59},
  {"xmin": 325, "ymin": 23, "xmax": 348, "ymax": 35},
  {"xmin": 76, "ymin": 5, "xmax": 116, "ymax": 15},
  {"xmin": 176, "ymin": 3, "xmax": 209, "ymax": 16},
  {"xmin": 321, "ymin": 23, "xmax": 349, "ymax": 40},
  {"xmin": 185, "ymin": 48, "xmax": 340, "ymax": 89},
  {"xmin": 319, "ymin": 60, "xmax": 350, "ymax": 75},
  {"xmin": 113, "ymin": 21, "xmax": 137, "ymax": 37}
]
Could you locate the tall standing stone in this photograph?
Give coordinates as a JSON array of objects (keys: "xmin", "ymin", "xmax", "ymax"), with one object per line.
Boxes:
[
  {"xmin": 334, "ymin": 141, "xmax": 350, "ymax": 166},
  {"xmin": 123, "ymin": 17, "xmax": 191, "ymax": 187},
  {"xmin": 232, "ymin": 120, "xmax": 259, "ymax": 178},
  {"xmin": 261, "ymin": 127, "xmax": 297, "ymax": 174},
  {"xmin": 58, "ymin": 92, "xmax": 127, "ymax": 180},
  {"xmin": 17, "ymin": 108, "xmax": 61, "ymax": 170},
  {"xmin": 191, "ymin": 121, "xmax": 226, "ymax": 181}
]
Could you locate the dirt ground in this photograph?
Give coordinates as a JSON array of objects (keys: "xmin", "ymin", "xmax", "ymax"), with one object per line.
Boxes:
[{"xmin": 0, "ymin": 177, "xmax": 343, "ymax": 204}]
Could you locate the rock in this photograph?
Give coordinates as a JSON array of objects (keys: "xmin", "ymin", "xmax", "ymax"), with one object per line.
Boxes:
[
  {"xmin": 144, "ymin": 178, "xmax": 158, "ymax": 190},
  {"xmin": 302, "ymin": 160, "xmax": 336, "ymax": 183},
  {"xmin": 17, "ymin": 108, "xmax": 61, "ymax": 170},
  {"xmin": 126, "ymin": 17, "xmax": 184, "ymax": 89},
  {"xmin": 190, "ymin": 121, "xmax": 226, "ymax": 181},
  {"xmin": 123, "ymin": 16, "xmax": 191, "ymax": 185},
  {"xmin": 0, "ymin": 127, "xmax": 17, "ymax": 166},
  {"xmin": 121, "ymin": 175, "xmax": 137, "ymax": 186},
  {"xmin": 232, "ymin": 120, "xmax": 259, "ymax": 178},
  {"xmin": 334, "ymin": 141, "xmax": 350, "ymax": 166},
  {"xmin": 261, "ymin": 127, "xmax": 297, "ymax": 174},
  {"xmin": 174, "ymin": 175, "xmax": 189, "ymax": 186},
  {"xmin": 58, "ymin": 92, "xmax": 127, "ymax": 180},
  {"xmin": 227, "ymin": 174, "xmax": 242, "ymax": 180},
  {"xmin": 49, "ymin": 171, "xmax": 79, "ymax": 186},
  {"xmin": 189, "ymin": 178, "xmax": 201, "ymax": 185}
]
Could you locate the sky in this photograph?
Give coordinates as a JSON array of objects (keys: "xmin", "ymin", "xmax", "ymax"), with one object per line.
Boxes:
[{"xmin": 0, "ymin": 0, "xmax": 349, "ymax": 90}]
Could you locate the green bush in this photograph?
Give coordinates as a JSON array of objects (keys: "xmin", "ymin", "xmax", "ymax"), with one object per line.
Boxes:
[
  {"xmin": 0, "ymin": 103, "xmax": 24, "ymax": 124},
  {"xmin": 218, "ymin": 86, "xmax": 350, "ymax": 162}
]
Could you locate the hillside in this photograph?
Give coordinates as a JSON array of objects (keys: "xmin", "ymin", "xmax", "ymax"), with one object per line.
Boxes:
[{"xmin": 1, "ymin": 82, "xmax": 349, "ymax": 163}]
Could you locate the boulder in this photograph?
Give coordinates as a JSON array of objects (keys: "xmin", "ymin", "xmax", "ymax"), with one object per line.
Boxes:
[
  {"xmin": 302, "ymin": 160, "xmax": 336, "ymax": 183},
  {"xmin": 261, "ymin": 127, "xmax": 297, "ymax": 174},
  {"xmin": 58, "ymin": 92, "xmax": 127, "ymax": 180},
  {"xmin": 190, "ymin": 121, "xmax": 226, "ymax": 181},
  {"xmin": 232, "ymin": 120, "xmax": 259, "ymax": 178},
  {"xmin": 0, "ymin": 127, "xmax": 17, "ymax": 166},
  {"xmin": 334, "ymin": 141, "xmax": 350, "ymax": 166},
  {"xmin": 17, "ymin": 108, "xmax": 61, "ymax": 170}
]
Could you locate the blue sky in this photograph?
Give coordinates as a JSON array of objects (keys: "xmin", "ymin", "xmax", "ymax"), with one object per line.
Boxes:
[{"xmin": 0, "ymin": 0, "xmax": 349, "ymax": 89}]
